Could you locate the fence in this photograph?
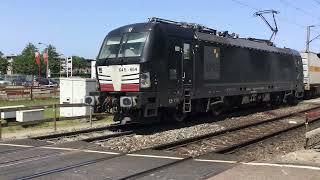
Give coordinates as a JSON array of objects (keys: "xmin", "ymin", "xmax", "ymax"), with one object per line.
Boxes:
[
  {"xmin": 0, "ymin": 103, "xmax": 101, "ymax": 140},
  {"xmin": 305, "ymin": 111, "xmax": 320, "ymax": 149},
  {"xmin": 0, "ymin": 86, "xmax": 59, "ymax": 100}
]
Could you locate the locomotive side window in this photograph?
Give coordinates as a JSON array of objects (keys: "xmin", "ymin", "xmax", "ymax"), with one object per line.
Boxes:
[
  {"xmin": 203, "ymin": 46, "xmax": 220, "ymax": 80},
  {"xmin": 183, "ymin": 43, "xmax": 190, "ymax": 60},
  {"xmin": 169, "ymin": 69, "xmax": 177, "ymax": 80}
]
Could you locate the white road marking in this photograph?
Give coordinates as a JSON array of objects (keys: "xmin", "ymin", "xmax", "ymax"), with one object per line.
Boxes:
[
  {"xmin": 0, "ymin": 143, "xmax": 34, "ymax": 148},
  {"xmin": 243, "ymin": 162, "xmax": 320, "ymax": 170},
  {"xmin": 1, "ymin": 142, "xmax": 320, "ymax": 171},
  {"xmin": 194, "ymin": 159, "xmax": 238, "ymax": 164},
  {"xmin": 127, "ymin": 153, "xmax": 184, "ymax": 160},
  {"xmin": 0, "ymin": 143, "xmax": 120, "ymax": 155}
]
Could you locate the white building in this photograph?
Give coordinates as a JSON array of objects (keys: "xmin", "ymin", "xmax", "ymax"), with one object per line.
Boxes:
[{"xmin": 4, "ymin": 54, "xmax": 17, "ymax": 75}]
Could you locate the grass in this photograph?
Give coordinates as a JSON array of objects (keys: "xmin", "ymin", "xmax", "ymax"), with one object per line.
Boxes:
[
  {"xmin": 0, "ymin": 98, "xmax": 59, "ymax": 107},
  {"xmin": 0, "ymin": 98, "xmax": 59, "ymax": 118},
  {"xmin": 2, "ymin": 116, "xmax": 113, "ymax": 134},
  {"xmin": 0, "ymin": 98, "xmax": 114, "ymax": 137}
]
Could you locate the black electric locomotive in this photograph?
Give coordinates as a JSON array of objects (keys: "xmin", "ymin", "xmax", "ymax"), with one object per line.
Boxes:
[{"xmin": 94, "ymin": 17, "xmax": 304, "ymax": 123}]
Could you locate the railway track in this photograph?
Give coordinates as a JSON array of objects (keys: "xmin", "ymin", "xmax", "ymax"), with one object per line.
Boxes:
[
  {"xmin": 152, "ymin": 106, "xmax": 320, "ymax": 155},
  {"xmin": 9, "ymin": 105, "xmax": 320, "ymax": 179},
  {"xmin": 31, "ymin": 123, "xmax": 140, "ymax": 143},
  {"xmin": 119, "ymin": 106, "xmax": 320, "ymax": 179}
]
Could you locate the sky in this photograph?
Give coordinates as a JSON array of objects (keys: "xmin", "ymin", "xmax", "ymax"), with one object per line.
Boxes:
[{"xmin": 1, "ymin": 0, "xmax": 320, "ymax": 59}]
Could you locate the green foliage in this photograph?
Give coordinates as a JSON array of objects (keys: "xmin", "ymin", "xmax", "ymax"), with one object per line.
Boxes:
[
  {"xmin": 72, "ymin": 56, "xmax": 87, "ymax": 69},
  {"xmin": 12, "ymin": 43, "xmax": 38, "ymax": 75},
  {"xmin": 45, "ymin": 45, "xmax": 60, "ymax": 75},
  {"xmin": 10, "ymin": 43, "xmax": 89, "ymax": 77},
  {"xmin": 12, "ymin": 43, "xmax": 61, "ymax": 76},
  {"xmin": 0, "ymin": 51, "xmax": 8, "ymax": 74}
]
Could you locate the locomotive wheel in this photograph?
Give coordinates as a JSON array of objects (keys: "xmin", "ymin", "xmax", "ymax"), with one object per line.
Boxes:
[
  {"xmin": 173, "ymin": 111, "xmax": 187, "ymax": 122},
  {"xmin": 287, "ymin": 95, "xmax": 298, "ymax": 105},
  {"xmin": 211, "ymin": 108, "xmax": 222, "ymax": 116},
  {"xmin": 211, "ymin": 104, "xmax": 224, "ymax": 116},
  {"xmin": 113, "ymin": 113, "xmax": 122, "ymax": 122}
]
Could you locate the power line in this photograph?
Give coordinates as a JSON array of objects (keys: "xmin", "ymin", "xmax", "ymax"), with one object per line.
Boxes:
[
  {"xmin": 229, "ymin": 0, "xmax": 306, "ymax": 29},
  {"xmin": 314, "ymin": 0, "xmax": 320, "ymax": 6},
  {"xmin": 280, "ymin": 0, "xmax": 320, "ymax": 23},
  {"xmin": 229, "ymin": 0, "xmax": 259, "ymax": 11},
  {"xmin": 280, "ymin": 0, "xmax": 314, "ymax": 17}
]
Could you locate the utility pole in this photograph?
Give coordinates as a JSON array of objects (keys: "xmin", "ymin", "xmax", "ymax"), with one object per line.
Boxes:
[
  {"xmin": 306, "ymin": 25, "xmax": 320, "ymax": 52},
  {"xmin": 306, "ymin": 25, "xmax": 313, "ymax": 52}
]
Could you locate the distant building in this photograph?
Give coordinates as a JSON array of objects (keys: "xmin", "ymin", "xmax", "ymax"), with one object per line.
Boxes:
[
  {"xmin": 59, "ymin": 57, "xmax": 67, "ymax": 75},
  {"xmin": 3, "ymin": 54, "xmax": 17, "ymax": 75},
  {"xmin": 59, "ymin": 57, "xmax": 94, "ymax": 77}
]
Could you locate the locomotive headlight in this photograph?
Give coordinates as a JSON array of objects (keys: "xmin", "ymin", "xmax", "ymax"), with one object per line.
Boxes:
[{"xmin": 140, "ymin": 72, "xmax": 151, "ymax": 88}]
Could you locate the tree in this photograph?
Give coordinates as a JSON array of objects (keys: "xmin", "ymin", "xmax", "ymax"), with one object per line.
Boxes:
[
  {"xmin": 0, "ymin": 51, "xmax": 8, "ymax": 74},
  {"xmin": 72, "ymin": 56, "xmax": 87, "ymax": 69},
  {"xmin": 44, "ymin": 44, "xmax": 60, "ymax": 76},
  {"xmin": 12, "ymin": 43, "xmax": 38, "ymax": 75}
]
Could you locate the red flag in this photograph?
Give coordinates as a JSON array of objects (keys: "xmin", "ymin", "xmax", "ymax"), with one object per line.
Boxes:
[
  {"xmin": 43, "ymin": 52, "xmax": 48, "ymax": 64},
  {"xmin": 35, "ymin": 51, "xmax": 40, "ymax": 65}
]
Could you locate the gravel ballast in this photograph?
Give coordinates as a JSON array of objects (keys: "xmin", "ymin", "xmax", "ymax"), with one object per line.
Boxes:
[{"xmin": 98, "ymin": 102, "xmax": 319, "ymax": 153}]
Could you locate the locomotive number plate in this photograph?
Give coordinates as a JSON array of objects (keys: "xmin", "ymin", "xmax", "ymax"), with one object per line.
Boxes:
[{"xmin": 118, "ymin": 67, "xmax": 138, "ymax": 73}]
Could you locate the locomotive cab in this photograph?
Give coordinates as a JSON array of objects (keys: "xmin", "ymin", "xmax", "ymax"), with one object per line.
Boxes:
[{"xmin": 95, "ymin": 22, "xmax": 168, "ymax": 123}]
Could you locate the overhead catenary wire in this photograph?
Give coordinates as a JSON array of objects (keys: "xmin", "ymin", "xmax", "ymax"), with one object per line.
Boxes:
[
  {"xmin": 313, "ymin": 0, "xmax": 320, "ymax": 6},
  {"xmin": 230, "ymin": 0, "xmax": 320, "ymax": 52},
  {"xmin": 279, "ymin": 0, "xmax": 317, "ymax": 19},
  {"xmin": 229, "ymin": 0, "xmax": 316, "ymax": 30}
]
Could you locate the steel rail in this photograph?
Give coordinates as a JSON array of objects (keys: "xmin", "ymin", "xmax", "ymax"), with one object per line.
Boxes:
[
  {"xmin": 31, "ymin": 122, "xmax": 138, "ymax": 140},
  {"xmin": 119, "ymin": 107, "xmax": 320, "ymax": 180},
  {"xmin": 14, "ymin": 106, "xmax": 320, "ymax": 180},
  {"xmin": 152, "ymin": 105, "xmax": 320, "ymax": 151}
]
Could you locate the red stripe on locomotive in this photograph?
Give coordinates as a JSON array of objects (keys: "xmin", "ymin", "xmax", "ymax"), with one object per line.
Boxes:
[
  {"xmin": 100, "ymin": 84, "xmax": 114, "ymax": 91},
  {"xmin": 121, "ymin": 83, "xmax": 140, "ymax": 91}
]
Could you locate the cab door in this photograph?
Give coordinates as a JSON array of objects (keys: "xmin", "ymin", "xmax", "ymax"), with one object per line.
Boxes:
[
  {"xmin": 167, "ymin": 38, "xmax": 183, "ymax": 105},
  {"xmin": 182, "ymin": 42, "xmax": 193, "ymax": 87}
]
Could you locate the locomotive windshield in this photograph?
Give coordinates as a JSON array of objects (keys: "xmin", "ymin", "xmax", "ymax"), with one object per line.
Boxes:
[{"xmin": 98, "ymin": 32, "xmax": 148, "ymax": 59}]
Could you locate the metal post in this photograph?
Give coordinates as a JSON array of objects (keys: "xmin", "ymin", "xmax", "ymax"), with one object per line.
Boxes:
[
  {"xmin": 305, "ymin": 114, "xmax": 310, "ymax": 149},
  {"xmin": 306, "ymin": 26, "xmax": 311, "ymax": 52},
  {"xmin": 89, "ymin": 106, "xmax": 93, "ymax": 128},
  {"xmin": 30, "ymin": 75, "xmax": 34, "ymax": 100},
  {"xmin": 0, "ymin": 110, "xmax": 2, "ymax": 140},
  {"xmin": 53, "ymin": 104, "xmax": 57, "ymax": 132},
  {"xmin": 46, "ymin": 48, "xmax": 49, "ymax": 79}
]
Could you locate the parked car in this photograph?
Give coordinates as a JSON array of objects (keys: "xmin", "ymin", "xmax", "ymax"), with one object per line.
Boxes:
[
  {"xmin": 49, "ymin": 78, "xmax": 59, "ymax": 86},
  {"xmin": 35, "ymin": 77, "xmax": 58, "ymax": 87},
  {"xmin": 12, "ymin": 78, "xmax": 28, "ymax": 86},
  {"xmin": 0, "ymin": 77, "xmax": 11, "ymax": 86}
]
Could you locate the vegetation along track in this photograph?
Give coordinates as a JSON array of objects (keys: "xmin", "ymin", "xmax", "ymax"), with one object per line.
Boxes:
[
  {"xmin": 152, "ymin": 105, "xmax": 320, "ymax": 157},
  {"xmin": 31, "ymin": 123, "xmax": 141, "ymax": 143}
]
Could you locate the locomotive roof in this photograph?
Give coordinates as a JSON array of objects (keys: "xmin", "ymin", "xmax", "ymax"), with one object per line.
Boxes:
[
  {"xmin": 107, "ymin": 20, "xmax": 300, "ymax": 57},
  {"xmin": 196, "ymin": 32, "xmax": 300, "ymax": 56},
  {"xmin": 108, "ymin": 23, "xmax": 155, "ymax": 36}
]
